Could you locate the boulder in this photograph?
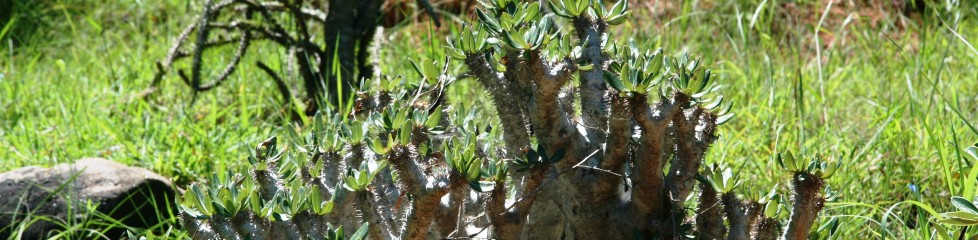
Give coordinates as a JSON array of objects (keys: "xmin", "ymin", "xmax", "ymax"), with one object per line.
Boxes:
[{"xmin": 0, "ymin": 158, "xmax": 176, "ymax": 239}]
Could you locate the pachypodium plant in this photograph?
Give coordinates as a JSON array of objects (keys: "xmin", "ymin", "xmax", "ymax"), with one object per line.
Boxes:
[{"xmin": 178, "ymin": 0, "xmax": 842, "ymax": 239}]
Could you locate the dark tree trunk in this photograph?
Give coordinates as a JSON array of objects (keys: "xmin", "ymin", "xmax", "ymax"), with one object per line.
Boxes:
[{"xmin": 317, "ymin": 0, "xmax": 383, "ymax": 113}]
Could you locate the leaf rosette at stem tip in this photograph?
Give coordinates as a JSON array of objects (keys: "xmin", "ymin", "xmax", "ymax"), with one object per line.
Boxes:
[
  {"xmin": 547, "ymin": 0, "xmax": 591, "ymax": 18},
  {"xmin": 549, "ymin": 0, "xmax": 633, "ymax": 24},
  {"xmin": 663, "ymin": 53, "xmax": 721, "ymax": 103},
  {"xmin": 343, "ymin": 159, "xmax": 389, "ymax": 192},
  {"xmin": 247, "ymin": 136, "xmax": 288, "ymax": 171},
  {"xmin": 323, "ymin": 223, "xmax": 370, "ymax": 240},
  {"xmin": 443, "ymin": 134, "xmax": 495, "ymax": 191},
  {"xmin": 479, "ymin": 0, "xmax": 543, "ymax": 33},
  {"xmin": 447, "ymin": 23, "xmax": 491, "ymax": 59},
  {"xmin": 760, "ymin": 187, "xmax": 788, "ymax": 219},
  {"xmin": 473, "ymin": 0, "xmax": 561, "ymax": 53},
  {"xmin": 697, "ymin": 163, "xmax": 742, "ymax": 193},
  {"xmin": 776, "ymin": 151, "xmax": 843, "ymax": 179},
  {"xmin": 341, "ymin": 119, "xmax": 369, "ymax": 144},
  {"xmin": 602, "ymin": 44, "xmax": 665, "ymax": 96},
  {"xmin": 513, "ymin": 143, "xmax": 566, "ymax": 172}
]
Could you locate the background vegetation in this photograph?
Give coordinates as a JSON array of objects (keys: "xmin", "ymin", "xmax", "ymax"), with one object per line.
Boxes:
[{"xmin": 1, "ymin": 0, "xmax": 977, "ymax": 238}]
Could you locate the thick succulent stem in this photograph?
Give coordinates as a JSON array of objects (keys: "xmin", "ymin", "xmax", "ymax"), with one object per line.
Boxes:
[
  {"xmin": 401, "ymin": 175, "xmax": 457, "ymax": 240},
  {"xmin": 744, "ymin": 200, "xmax": 763, "ymax": 239},
  {"xmin": 595, "ymin": 94, "xmax": 631, "ymax": 198},
  {"xmin": 526, "ymin": 53, "xmax": 577, "ymax": 158},
  {"xmin": 696, "ymin": 181, "xmax": 725, "ymax": 240},
  {"xmin": 356, "ymin": 190, "xmax": 394, "ymax": 240},
  {"xmin": 487, "ymin": 167, "xmax": 546, "ymax": 239},
  {"xmin": 231, "ymin": 211, "xmax": 266, "ymax": 240},
  {"xmin": 753, "ymin": 217, "xmax": 781, "ymax": 240},
  {"xmin": 782, "ymin": 172, "xmax": 825, "ymax": 240},
  {"xmin": 434, "ymin": 184, "xmax": 468, "ymax": 237},
  {"xmin": 571, "ymin": 16, "xmax": 609, "ymax": 154},
  {"xmin": 503, "ymin": 52, "xmax": 535, "ymax": 126},
  {"xmin": 322, "ymin": 0, "xmax": 383, "ymax": 108},
  {"xmin": 666, "ymin": 98, "xmax": 711, "ymax": 209},
  {"xmin": 464, "ymin": 54, "xmax": 530, "ymax": 155},
  {"xmin": 294, "ymin": 211, "xmax": 322, "ymax": 239},
  {"xmin": 212, "ymin": 216, "xmax": 242, "ymax": 239},
  {"xmin": 253, "ymin": 168, "xmax": 284, "ymax": 203},
  {"xmin": 319, "ymin": 151, "xmax": 344, "ymax": 197},
  {"xmin": 182, "ymin": 215, "xmax": 218, "ymax": 239},
  {"xmin": 630, "ymin": 93, "xmax": 685, "ymax": 226},
  {"xmin": 389, "ymin": 145, "xmax": 424, "ymax": 193},
  {"xmin": 723, "ymin": 192, "xmax": 749, "ymax": 240}
]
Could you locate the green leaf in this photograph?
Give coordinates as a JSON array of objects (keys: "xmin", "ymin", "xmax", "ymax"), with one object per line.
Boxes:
[
  {"xmin": 466, "ymin": 158, "xmax": 484, "ymax": 182},
  {"xmin": 816, "ymin": 216, "xmax": 840, "ymax": 235},
  {"xmin": 410, "ymin": 60, "xmax": 427, "ymax": 80},
  {"xmin": 939, "ymin": 211, "xmax": 978, "ymax": 226},
  {"xmin": 763, "ymin": 196, "xmax": 780, "ymax": 218},
  {"xmin": 344, "ymin": 175, "xmax": 359, "ymax": 192},
  {"xmin": 190, "ymin": 184, "xmax": 213, "ymax": 216},
  {"xmin": 777, "ymin": 152, "xmax": 790, "ymax": 170},
  {"xmin": 286, "ymin": 124, "xmax": 304, "ymax": 149},
  {"xmin": 478, "ymin": 10, "xmax": 501, "ymax": 34},
  {"xmin": 603, "ymin": 70, "xmax": 626, "ymax": 91},
  {"xmin": 574, "ymin": 0, "xmax": 590, "ymax": 17},
  {"xmin": 966, "ymin": 146, "xmax": 978, "ymax": 161},
  {"xmin": 335, "ymin": 225, "xmax": 345, "ymax": 239},
  {"xmin": 610, "ymin": 0, "xmax": 628, "ymax": 16},
  {"xmin": 470, "ymin": 180, "xmax": 497, "ymax": 192},
  {"xmin": 715, "ymin": 113, "xmax": 734, "ymax": 125},
  {"xmin": 445, "ymin": 46, "xmax": 467, "ymax": 59},
  {"xmin": 605, "ymin": 10, "xmax": 631, "ymax": 25},
  {"xmin": 178, "ymin": 204, "xmax": 208, "ymax": 219},
  {"xmin": 704, "ymin": 95, "xmax": 724, "ymax": 109},
  {"xmin": 524, "ymin": 2, "xmax": 541, "ymax": 21},
  {"xmin": 548, "ymin": 0, "xmax": 571, "ymax": 18},
  {"xmin": 563, "ymin": 0, "xmax": 579, "ymax": 16},
  {"xmin": 549, "ymin": 148, "xmax": 566, "ymax": 163},
  {"xmin": 527, "ymin": 148, "xmax": 540, "ymax": 164},
  {"xmin": 322, "ymin": 200, "xmax": 335, "ymax": 215},
  {"xmin": 933, "ymin": 223, "xmax": 953, "ymax": 240},
  {"xmin": 308, "ymin": 186, "xmax": 322, "ymax": 211},
  {"xmin": 259, "ymin": 195, "xmax": 277, "ymax": 218},
  {"xmin": 952, "ymin": 196, "xmax": 978, "ymax": 215},
  {"xmin": 351, "ymin": 223, "xmax": 370, "ymax": 240}
]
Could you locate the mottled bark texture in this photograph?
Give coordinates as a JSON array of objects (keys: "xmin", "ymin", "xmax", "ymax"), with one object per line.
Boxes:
[
  {"xmin": 697, "ymin": 180, "xmax": 726, "ymax": 240},
  {"xmin": 177, "ymin": 1, "xmax": 836, "ymax": 239},
  {"xmin": 783, "ymin": 172, "xmax": 826, "ymax": 240}
]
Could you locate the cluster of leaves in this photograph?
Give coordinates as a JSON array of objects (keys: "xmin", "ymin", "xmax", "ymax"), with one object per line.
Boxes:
[
  {"xmin": 549, "ymin": 0, "xmax": 630, "ymax": 23},
  {"xmin": 777, "ymin": 151, "xmax": 842, "ymax": 179},
  {"xmin": 603, "ymin": 47, "xmax": 735, "ymax": 124},
  {"xmin": 175, "ymin": 57, "xmax": 519, "ymax": 238},
  {"xmin": 172, "ymin": 0, "xmax": 858, "ymax": 239},
  {"xmin": 512, "ymin": 143, "xmax": 565, "ymax": 172},
  {"xmin": 926, "ymin": 145, "xmax": 978, "ymax": 239}
]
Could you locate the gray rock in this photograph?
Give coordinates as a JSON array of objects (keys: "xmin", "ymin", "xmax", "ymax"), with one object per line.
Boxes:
[{"xmin": 0, "ymin": 158, "xmax": 176, "ymax": 239}]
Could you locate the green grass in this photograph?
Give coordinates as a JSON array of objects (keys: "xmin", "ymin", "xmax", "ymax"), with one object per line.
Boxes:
[{"xmin": 2, "ymin": 0, "xmax": 978, "ymax": 238}]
